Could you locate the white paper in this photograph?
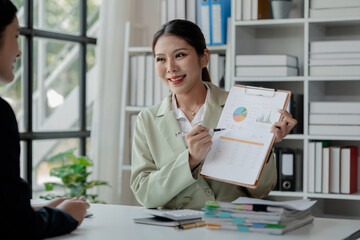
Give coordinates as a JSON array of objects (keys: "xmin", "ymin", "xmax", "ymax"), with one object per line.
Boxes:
[
  {"xmin": 201, "ymin": 85, "xmax": 289, "ymax": 186},
  {"xmin": 232, "ymin": 197, "xmax": 317, "ymax": 211}
]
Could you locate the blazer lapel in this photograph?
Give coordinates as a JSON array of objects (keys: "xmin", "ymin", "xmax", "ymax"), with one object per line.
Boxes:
[
  {"xmin": 156, "ymin": 95, "xmax": 187, "ymax": 154},
  {"xmin": 202, "ymin": 82, "xmax": 228, "ymax": 129}
]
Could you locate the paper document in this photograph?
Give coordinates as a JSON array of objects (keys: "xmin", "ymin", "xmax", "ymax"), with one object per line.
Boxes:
[
  {"xmin": 200, "ymin": 85, "xmax": 290, "ymax": 188},
  {"xmin": 232, "ymin": 197, "xmax": 317, "ymax": 211}
]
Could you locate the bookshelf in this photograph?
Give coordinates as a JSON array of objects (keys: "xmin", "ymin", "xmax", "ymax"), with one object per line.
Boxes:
[
  {"xmin": 230, "ymin": 0, "xmax": 360, "ymax": 219},
  {"xmin": 119, "ymin": 1, "xmax": 360, "ymax": 218}
]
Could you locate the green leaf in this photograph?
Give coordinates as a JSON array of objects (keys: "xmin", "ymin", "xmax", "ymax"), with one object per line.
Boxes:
[
  {"xmin": 48, "ymin": 148, "xmax": 76, "ymax": 162},
  {"xmin": 44, "ymin": 182, "xmax": 65, "ymax": 191},
  {"xmin": 69, "ymin": 164, "xmax": 86, "ymax": 174},
  {"xmin": 50, "ymin": 166, "xmax": 74, "ymax": 178},
  {"xmin": 75, "ymin": 172, "xmax": 91, "ymax": 182},
  {"xmin": 72, "ymin": 156, "xmax": 93, "ymax": 166},
  {"xmin": 62, "ymin": 174, "xmax": 82, "ymax": 185},
  {"xmin": 83, "ymin": 180, "xmax": 109, "ymax": 189}
]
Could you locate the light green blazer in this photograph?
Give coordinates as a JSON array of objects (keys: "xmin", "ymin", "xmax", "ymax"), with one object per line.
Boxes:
[{"xmin": 130, "ymin": 82, "xmax": 277, "ymax": 209}]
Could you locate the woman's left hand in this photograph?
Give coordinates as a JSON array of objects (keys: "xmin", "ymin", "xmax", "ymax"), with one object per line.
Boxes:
[{"xmin": 271, "ymin": 109, "xmax": 297, "ymax": 143}]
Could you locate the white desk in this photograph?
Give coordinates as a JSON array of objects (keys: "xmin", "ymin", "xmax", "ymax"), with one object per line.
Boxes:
[{"xmin": 49, "ymin": 204, "xmax": 360, "ymax": 240}]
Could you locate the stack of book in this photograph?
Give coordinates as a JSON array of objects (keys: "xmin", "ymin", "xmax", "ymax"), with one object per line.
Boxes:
[
  {"xmin": 309, "ymin": 40, "xmax": 360, "ymax": 76},
  {"xmin": 203, "ymin": 197, "xmax": 316, "ymax": 235},
  {"xmin": 235, "ymin": 55, "xmax": 298, "ymax": 77},
  {"xmin": 309, "ymin": 101, "xmax": 360, "ymax": 136},
  {"xmin": 308, "ymin": 141, "xmax": 358, "ymax": 194},
  {"xmin": 310, "ymin": 0, "xmax": 360, "ymax": 18}
]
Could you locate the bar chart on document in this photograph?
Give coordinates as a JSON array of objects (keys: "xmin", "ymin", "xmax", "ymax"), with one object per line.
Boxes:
[{"xmin": 201, "ymin": 85, "xmax": 289, "ymax": 186}]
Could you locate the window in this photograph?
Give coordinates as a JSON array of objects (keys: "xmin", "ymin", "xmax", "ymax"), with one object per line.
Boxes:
[{"xmin": 0, "ymin": 0, "xmax": 101, "ymax": 196}]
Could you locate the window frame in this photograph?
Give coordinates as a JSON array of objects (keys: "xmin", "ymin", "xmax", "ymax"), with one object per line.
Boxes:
[{"xmin": 19, "ymin": 0, "xmax": 97, "ymax": 193}]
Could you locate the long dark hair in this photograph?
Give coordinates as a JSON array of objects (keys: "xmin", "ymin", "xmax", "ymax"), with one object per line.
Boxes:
[
  {"xmin": 152, "ymin": 19, "xmax": 211, "ymax": 83},
  {"xmin": 0, "ymin": 0, "xmax": 18, "ymax": 46}
]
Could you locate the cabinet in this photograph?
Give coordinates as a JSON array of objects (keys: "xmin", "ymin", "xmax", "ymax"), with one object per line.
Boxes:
[{"xmin": 230, "ymin": 0, "xmax": 360, "ymax": 219}]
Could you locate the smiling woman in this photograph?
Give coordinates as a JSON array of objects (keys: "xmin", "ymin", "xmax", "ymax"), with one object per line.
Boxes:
[{"xmin": 130, "ymin": 20, "xmax": 297, "ymax": 210}]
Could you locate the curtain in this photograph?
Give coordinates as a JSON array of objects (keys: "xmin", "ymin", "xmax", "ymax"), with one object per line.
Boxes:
[
  {"xmin": 90, "ymin": 0, "xmax": 132, "ymax": 204},
  {"xmin": 91, "ymin": 0, "xmax": 162, "ymax": 204}
]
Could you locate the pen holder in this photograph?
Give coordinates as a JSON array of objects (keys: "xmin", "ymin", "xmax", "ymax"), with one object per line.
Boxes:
[{"xmin": 271, "ymin": 0, "xmax": 292, "ymax": 19}]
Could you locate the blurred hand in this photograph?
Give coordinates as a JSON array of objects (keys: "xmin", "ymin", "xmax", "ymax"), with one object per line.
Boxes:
[
  {"xmin": 186, "ymin": 125, "xmax": 212, "ymax": 170},
  {"xmin": 44, "ymin": 197, "xmax": 73, "ymax": 208},
  {"xmin": 57, "ymin": 199, "xmax": 90, "ymax": 225},
  {"xmin": 271, "ymin": 109, "xmax": 297, "ymax": 143}
]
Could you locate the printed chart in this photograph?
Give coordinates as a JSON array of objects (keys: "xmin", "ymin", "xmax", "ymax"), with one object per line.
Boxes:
[{"xmin": 233, "ymin": 107, "xmax": 247, "ymax": 122}]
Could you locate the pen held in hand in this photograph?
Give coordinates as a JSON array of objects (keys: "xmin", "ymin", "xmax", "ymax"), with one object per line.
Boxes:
[{"xmin": 175, "ymin": 128, "xmax": 226, "ymax": 137}]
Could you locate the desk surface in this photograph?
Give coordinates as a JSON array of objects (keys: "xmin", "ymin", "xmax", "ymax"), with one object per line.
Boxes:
[{"xmin": 49, "ymin": 204, "xmax": 360, "ymax": 240}]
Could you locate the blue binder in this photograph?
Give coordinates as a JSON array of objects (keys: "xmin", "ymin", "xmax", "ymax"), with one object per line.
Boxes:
[{"xmin": 209, "ymin": 0, "xmax": 231, "ymax": 45}]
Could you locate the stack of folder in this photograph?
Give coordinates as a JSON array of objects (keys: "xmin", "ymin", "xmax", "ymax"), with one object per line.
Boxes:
[{"xmin": 203, "ymin": 197, "xmax": 316, "ymax": 235}]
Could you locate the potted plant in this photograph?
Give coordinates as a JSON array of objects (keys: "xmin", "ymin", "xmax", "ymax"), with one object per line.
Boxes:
[
  {"xmin": 40, "ymin": 148, "xmax": 109, "ymax": 203},
  {"xmin": 271, "ymin": 0, "xmax": 292, "ymax": 19}
]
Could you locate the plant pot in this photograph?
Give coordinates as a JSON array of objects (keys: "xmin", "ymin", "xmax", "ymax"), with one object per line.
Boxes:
[{"xmin": 271, "ymin": 1, "xmax": 292, "ymax": 19}]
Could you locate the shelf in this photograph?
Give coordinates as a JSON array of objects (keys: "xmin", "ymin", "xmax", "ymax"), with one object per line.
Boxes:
[
  {"xmin": 129, "ymin": 45, "xmax": 229, "ymax": 53},
  {"xmin": 307, "ymin": 136, "xmax": 360, "ymax": 141},
  {"xmin": 308, "ymin": 17, "xmax": 360, "ymax": 26},
  {"xmin": 308, "ymin": 76, "xmax": 360, "ymax": 82},
  {"xmin": 285, "ymin": 134, "xmax": 305, "ymax": 140},
  {"xmin": 269, "ymin": 191, "xmax": 305, "ymax": 198},
  {"xmin": 234, "ymin": 76, "xmax": 306, "ymax": 82},
  {"xmin": 307, "ymin": 193, "xmax": 360, "ymax": 201},
  {"xmin": 234, "ymin": 18, "xmax": 305, "ymax": 27}
]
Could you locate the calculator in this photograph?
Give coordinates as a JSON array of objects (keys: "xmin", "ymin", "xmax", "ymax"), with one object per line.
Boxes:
[{"xmin": 144, "ymin": 209, "xmax": 204, "ymax": 221}]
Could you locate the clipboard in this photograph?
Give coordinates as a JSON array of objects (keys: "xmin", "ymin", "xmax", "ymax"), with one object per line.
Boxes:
[{"xmin": 200, "ymin": 84, "xmax": 291, "ymax": 189}]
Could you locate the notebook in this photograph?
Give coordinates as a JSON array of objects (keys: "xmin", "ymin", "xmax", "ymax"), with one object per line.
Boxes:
[
  {"xmin": 134, "ymin": 209, "xmax": 204, "ymax": 227},
  {"xmin": 133, "ymin": 216, "xmax": 204, "ymax": 227}
]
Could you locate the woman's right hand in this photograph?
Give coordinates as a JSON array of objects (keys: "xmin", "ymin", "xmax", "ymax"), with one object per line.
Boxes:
[
  {"xmin": 57, "ymin": 199, "xmax": 90, "ymax": 225},
  {"xmin": 185, "ymin": 125, "xmax": 212, "ymax": 170}
]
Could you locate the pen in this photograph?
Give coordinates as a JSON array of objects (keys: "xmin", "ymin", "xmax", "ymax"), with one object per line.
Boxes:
[
  {"xmin": 176, "ymin": 221, "xmax": 206, "ymax": 230},
  {"xmin": 175, "ymin": 128, "xmax": 226, "ymax": 137}
]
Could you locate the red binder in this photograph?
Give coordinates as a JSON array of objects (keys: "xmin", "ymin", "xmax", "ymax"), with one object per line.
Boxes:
[{"xmin": 340, "ymin": 146, "xmax": 358, "ymax": 194}]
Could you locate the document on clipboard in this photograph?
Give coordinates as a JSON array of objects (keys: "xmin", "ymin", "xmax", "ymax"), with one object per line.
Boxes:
[{"xmin": 200, "ymin": 84, "xmax": 291, "ymax": 188}]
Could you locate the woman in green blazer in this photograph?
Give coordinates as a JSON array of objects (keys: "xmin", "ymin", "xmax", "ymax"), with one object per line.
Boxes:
[{"xmin": 130, "ymin": 20, "xmax": 297, "ymax": 210}]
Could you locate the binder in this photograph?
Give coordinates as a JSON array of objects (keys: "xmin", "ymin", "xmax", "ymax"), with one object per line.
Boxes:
[
  {"xmin": 167, "ymin": 0, "xmax": 176, "ymax": 21},
  {"xmin": 200, "ymin": 0, "xmax": 211, "ymax": 45},
  {"xmin": 145, "ymin": 55, "xmax": 154, "ymax": 106},
  {"xmin": 329, "ymin": 146, "xmax": 341, "ymax": 194},
  {"xmin": 340, "ymin": 146, "xmax": 358, "ymax": 194},
  {"xmin": 295, "ymin": 149, "xmax": 303, "ymax": 192},
  {"xmin": 186, "ymin": 0, "xmax": 197, "ymax": 23},
  {"xmin": 273, "ymin": 148, "xmax": 280, "ymax": 191},
  {"xmin": 278, "ymin": 149, "xmax": 295, "ymax": 191},
  {"xmin": 176, "ymin": 0, "xmax": 186, "ymax": 19},
  {"xmin": 209, "ymin": 0, "xmax": 231, "ymax": 45},
  {"xmin": 308, "ymin": 142, "xmax": 315, "ymax": 193},
  {"xmin": 201, "ymin": 85, "xmax": 291, "ymax": 188},
  {"xmin": 322, "ymin": 147, "xmax": 330, "ymax": 194}
]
